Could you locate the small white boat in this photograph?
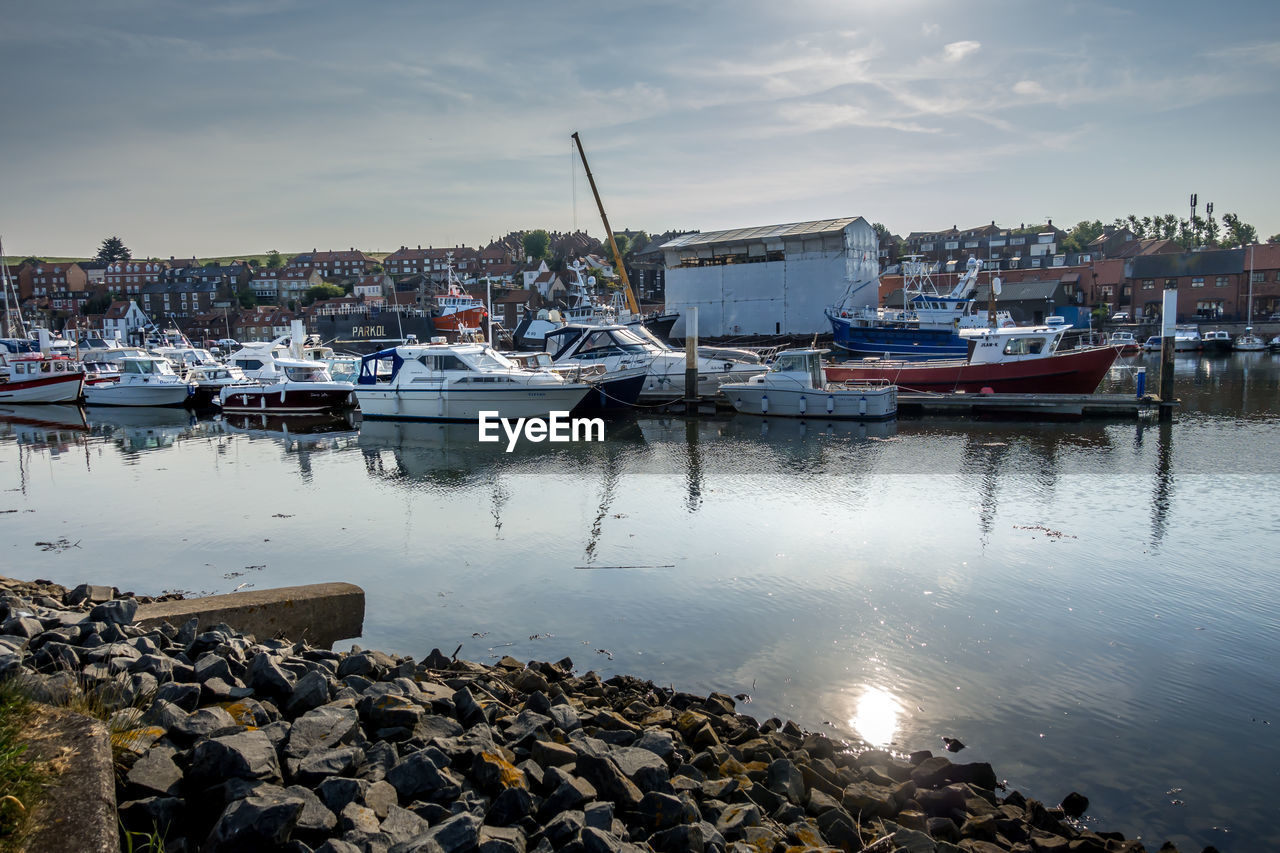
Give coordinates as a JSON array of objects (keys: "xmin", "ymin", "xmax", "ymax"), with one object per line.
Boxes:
[
  {"xmin": 84, "ymin": 356, "xmax": 193, "ymax": 407},
  {"xmin": 1142, "ymin": 335, "xmax": 1163, "ymax": 352},
  {"xmin": 1269, "ymin": 335, "xmax": 1280, "ymax": 353},
  {"xmin": 218, "ymin": 358, "xmax": 354, "ymax": 414},
  {"xmin": 354, "ymin": 341, "xmax": 590, "ymax": 421},
  {"xmin": 0, "ymin": 354, "xmax": 86, "ymax": 404},
  {"xmin": 721, "ymin": 349, "xmax": 897, "ymax": 420},
  {"xmin": 1173, "ymin": 324, "xmax": 1202, "ymax": 352},
  {"xmin": 1234, "ymin": 327, "xmax": 1266, "ymax": 352}
]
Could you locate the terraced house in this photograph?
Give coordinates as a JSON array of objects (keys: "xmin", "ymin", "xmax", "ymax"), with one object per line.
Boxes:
[
  {"xmin": 249, "ymin": 266, "xmax": 323, "ymax": 304},
  {"xmin": 104, "ymin": 259, "xmax": 167, "ymax": 295},
  {"xmin": 287, "ymin": 248, "xmax": 378, "ymax": 280}
]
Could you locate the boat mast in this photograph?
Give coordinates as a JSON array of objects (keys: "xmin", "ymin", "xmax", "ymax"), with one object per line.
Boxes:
[
  {"xmin": 1, "ymin": 235, "xmax": 28, "ymax": 338},
  {"xmin": 570, "ymin": 132, "xmax": 641, "ymax": 316},
  {"xmin": 1247, "ymin": 244, "xmax": 1254, "ymax": 327}
]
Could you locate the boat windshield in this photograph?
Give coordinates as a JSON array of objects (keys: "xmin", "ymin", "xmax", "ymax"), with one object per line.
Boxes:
[
  {"xmin": 770, "ymin": 352, "xmax": 823, "ymax": 387},
  {"xmin": 467, "ymin": 349, "xmax": 517, "ymax": 370},
  {"xmin": 123, "ymin": 359, "xmax": 170, "ymax": 375},
  {"xmin": 284, "ymin": 365, "xmax": 329, "ymax": 382},
  {"xmin": 577, "ymin": 328, "xmax": 652, "ymax": 358},
  {"xmin": 1002, "ymin": 337, "xmax": 1048, "ymax": 356}
]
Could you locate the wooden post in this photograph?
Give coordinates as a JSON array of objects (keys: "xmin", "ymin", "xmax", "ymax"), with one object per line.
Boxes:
[
  {"xmin": 1158, "ymin": 288, "xmax": 1177, "ymax": 422},
  {"xmin": 684, "ymin": 306, "xmax": 699, "ymax": 406}
]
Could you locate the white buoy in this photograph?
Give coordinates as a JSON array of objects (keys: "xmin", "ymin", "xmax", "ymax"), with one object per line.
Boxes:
[{"xmin": 761, "ymin": 394, "xmax": 769, "ymax": 414}]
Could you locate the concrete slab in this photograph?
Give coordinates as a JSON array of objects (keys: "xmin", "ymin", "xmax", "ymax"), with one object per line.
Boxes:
[
  {"xmin": 135, "ymin": 582, "xmax": 365, "ymax": 649},
  {"xmin": 22, "ymin": 707, "xmax": 117, "ymax": 853}
]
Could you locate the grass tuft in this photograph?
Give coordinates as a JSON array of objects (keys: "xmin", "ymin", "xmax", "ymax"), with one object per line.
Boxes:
[{"xmin": 0, "ymin": 678, "xmax": 48, "ymax": 853}]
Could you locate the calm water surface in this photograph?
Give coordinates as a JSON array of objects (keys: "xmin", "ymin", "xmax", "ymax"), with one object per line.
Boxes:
[{"xmin": 2, "ymin": 351, "xmax": 1279, "ymax": 851}]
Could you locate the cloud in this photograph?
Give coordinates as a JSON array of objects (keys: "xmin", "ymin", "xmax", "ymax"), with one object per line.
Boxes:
[
  {"xmin": 1013, "ymin": 80, "xmax": 1046, "ymax": 96},
  {"xmin": 922, "ymin": 22, "xmax": 940, "ymax": 37},
  {"xmin": 771, "ymin": 102, "xmax": 942, "ymax": 135},
  {"xmin": 943, "ymin": 40, "xmax": 981, "ymax": 62}
]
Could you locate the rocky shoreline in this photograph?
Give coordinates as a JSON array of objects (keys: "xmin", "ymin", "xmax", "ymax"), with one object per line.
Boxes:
[{"xmin": 1, "ymin": 577, "xmax": 1213, "ymax": 853}]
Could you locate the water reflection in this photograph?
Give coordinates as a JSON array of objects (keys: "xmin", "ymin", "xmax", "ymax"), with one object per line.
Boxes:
[
  {"xmin": 85, "ymin": 406, "xmax": 197, "ymax": 455},
  {"xmin": 849, "ymin": 685, "xmax": 903, "ymax": 748}
]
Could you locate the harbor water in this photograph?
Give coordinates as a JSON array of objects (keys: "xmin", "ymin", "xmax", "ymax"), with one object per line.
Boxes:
[{"xmin": 2, "ymin": 351, "xmax": 1278, "ymax": 851}]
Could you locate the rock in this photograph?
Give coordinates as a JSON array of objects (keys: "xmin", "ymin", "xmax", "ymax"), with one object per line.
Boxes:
[
  {"xmin": 366, "ymin": 779, "xmax": 400, "ymax": 818},
  {"xmin": 539, "ymin": 772, "xmax": 596, "ymax": 818},
  {"xmin": 189, "ymin": 729, "xmax": 284, "ymax": 785},
  {"xmin": 486, "ymin": 785, "xmax": 534, "ymax": 826},
  {"xmin": 608, "ymin": 745, "xmax": 670, "ymax": 791},
  {"xmin": 285, "ymin": 784, "xmax": 339, "ymax": 835},
  {"xmin": 1, "ymin": 615, "xmax": 43, "ymax": 638},
  {"xmin": 318, "ymin": 777, "xmax": 372, "ymax": 814},
  {"xmin": 66, "ymin": 583, "xmax": 116, "ymax": 606},
  {"xmin": 942, "ymin": 736, "xmax": 966, "ymax": 753},
  {"xmin": 635, "ymin": 790, "xmax": 699, "ymax": 833},
  {"xmin": 1061, "ymin": 791, "xmax": 1090, "ymax": 818},
  {"xmin": 767, "ymin": 757, "xmax": 807, "ymax": 804},
  {"xmin": 125, "ymin": 746, "xmax": 184, "ymax": 797},
  {"xmin": 118, "ymin": 796, "xmax": 185, "ymax": 837},
  {"xmin": 153, "ymin": 681, "xmax": 201, "ymax": 711},
  {"xmin": 649, "ymin": 822, "xmax": 705, "ymax": 852},
  {"xmin": 296, "ymin": 745, "xmax": 366, "ymax": 786},
  {"xmin": 480, "ymin": 825, "xmax": 528, "ymax": 853},
  {"xmin": 382, "ymin": 803, "xmax": 431, "ymax": 845},
  {"xmin": 386, "ymin": 747, "xmax": 462, "ymax": 802},
  {"xmin": 473, "ymin": 750, "xmax": 528, "ymax": 793},
  {"xmin": 339, "ymin": 801, "xmax": 382, "ymax": 834},
  {"xmin": 205, "ymin": 794, "xmax": 304, "ymax": 851},
  {"xmin": 194, "ymin": 652, "xmax": 234, "ymax": 683},
  {"xmin": 634, "ymin": 729, "xmax": 676, "ymax": 759},
  {"xmin": 171, "ymin": 705, "xmax": 242, "ymax": 743},
  {"xmin": 548, "ymin": 703, "xmax": 581, "ymax": 732},
  {"xmin": 531, "ymin": 739, "xmax": 576, "ymax": 767},
  {"xmin": 88, "ymin": 598, "xmax": 138, "ymax": 624},
  {"xmin": 391, "ymin": 810, "xmax": 480, "ymax": 853},
  {"xmin": 452, "ymin": 686, "xmax": 486, "ymax": 727},
  {"xmin": 575, "ymin": 752, "xmax": 643, "ymax": 808},
  {"xmin": 287, "ymin": 706, "xmax": 362, "ymax": 759},
  {"xmin": 715, "ymin": 803, "xmax": 760, "ymax": 840},
  {"xmin": 538, "ymin": 809, "xmax": 585, "ymax": 847},
  {"xmin": 286, "ymin": 669, "xmax": 332, "ymax": 717},
  {"xmin": 248, "ymin": 651, "xmax": 297, "ymax": 696}
]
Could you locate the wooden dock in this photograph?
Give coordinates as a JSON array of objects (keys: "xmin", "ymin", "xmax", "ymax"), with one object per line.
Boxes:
[{"xmin": 896, "ymin": 392, "xmax": 1168, "ymax": 418}]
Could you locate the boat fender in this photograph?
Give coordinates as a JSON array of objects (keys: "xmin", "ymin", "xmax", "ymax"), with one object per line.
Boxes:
[
  {"xmin": 799, "ymin": 395, "xmax": 807, "ymax": 415},
  {"xmin": 761, "ymin": 394, "xmax": 768, "ymax": 414},
  {"xmin": 827, "ymin": 395, "xmax": 835, "ymax": 414},
  {"xmin": 858, "ymin": 396, "xmax": 867, "ymax": 416},
  {"xmin": 980, "ymin": 386, "xmax": 995, "ymax": 395}
]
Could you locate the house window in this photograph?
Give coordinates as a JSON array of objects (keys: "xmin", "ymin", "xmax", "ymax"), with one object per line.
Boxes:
[
  {"xmin": 964, "ymin": 241, "xmax": 979, "ymax": 249},
  {"xmin": 921, "ymin": 243, "xmax": 934, "ymax": 251},
  {"xmin": 944, "ymin": 241, "xmax": 959, "ymax": 250},
  {"xmin": 1216, "ymin": 276, "xmax": 1229, "ymax": 287},
  {"xmin": 1010, "ymin": 237, "xmax": 1025, "ymax": 245},
  {"xmin": 1166, "ymin": 279, "xmax": 1177, "ymax": 288},
  {"xmin": 1032, "ymin": 258, "xmax": 1042, "ymax": 268},
  {"xmin": 1253, "ymin": 272, "xmax": 1265, "ymax": 283},
  {"xmin": 1191, "ymin": 277, "xmax": 1205, "ymax": 288},
  {"xmin": 1142, "ymin": 279, "xmax": 1155, "ymax": 290}
]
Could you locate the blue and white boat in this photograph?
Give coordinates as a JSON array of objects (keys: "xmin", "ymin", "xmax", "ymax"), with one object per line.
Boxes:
[
  {"xmin": 353, "ymin": 341, "xmax": 590, "ymax": 421},
  {"xmin": 826, "ymin": 256, "xmax": 1010, "ymax": 360}
]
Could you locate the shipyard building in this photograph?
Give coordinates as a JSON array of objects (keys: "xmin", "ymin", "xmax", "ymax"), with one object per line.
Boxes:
[{"xmin": 660, "ymin": 217, "xmax": 879, "ymax": 337}]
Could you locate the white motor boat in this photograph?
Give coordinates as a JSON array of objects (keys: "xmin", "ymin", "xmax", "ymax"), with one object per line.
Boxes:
[
  {"xmin": 1234, "ymin": 327, "xmax": 1267, "ymax": 352},
  {"xmin": 186, "ymin": 363, "xmax": 253, "ymax": 409},
  {"xmin": 542, "ymin": 323, "xmax": 765, "ymax": 401},
  {"xmin": 354, "ymin": 341, "xmax": 590, "ymax": 421},
  {"xmin": 218, "ymin": 358, "xmax": 354, "ymax": 414},
  {"xmin": 1173, "ymin": 324, "xmax": 1202, "ymax": 352},
  {"xmin": 83, "ymin": 356, "xmax": 193, "ymax": 407},
  {"xmin": 721, "ymin": 349, "xmax": 897, "ymax": 420}
]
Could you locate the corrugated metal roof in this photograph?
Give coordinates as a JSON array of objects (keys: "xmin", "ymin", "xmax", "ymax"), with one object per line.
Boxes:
[{"xmin": 658, "ymin": 218, "xmax": 863, "ymax": 250}]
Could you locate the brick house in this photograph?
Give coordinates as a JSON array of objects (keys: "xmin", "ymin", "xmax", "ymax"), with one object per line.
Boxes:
[
  {"xmin": 1128, "ymin": 249, "xmax": 1245, "ymax": 321},
  {"xmin": 383, "ymin": 246, "xmax": 480, "ymax": 278},
  {"xmin": 287, "ymin": 249, "xmax": 379, "ymax": 280},
  {"xmin": 233, "ymin": 306, "xmax": 295, "ymax": 341},
  {"xmin": 141, "ymin": 280, "xmax": 221, "ymax": 322},
  {"xmin": 27, "ymin": 262, "xmax": 88, "ymax": 300},
  {"xmin": 249, "ymin": 267, "xmax": 323, "ymax": 305},
  {"xmin": 104, "ymin": 260, "xmax": 167, "ymax": 296}
]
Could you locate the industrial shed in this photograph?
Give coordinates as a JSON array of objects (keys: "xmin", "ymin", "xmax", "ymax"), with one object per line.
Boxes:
[{"xmin": 660, "ymin": 217, "xmax": 879, "ymax": 337}]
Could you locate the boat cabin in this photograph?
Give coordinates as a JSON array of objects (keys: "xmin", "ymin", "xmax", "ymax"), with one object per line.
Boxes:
[
  {"xmin": 6, "ymin": 354, "xmax": 81, "ymax": 380},
  {"xmin": 766, "ymin": 349, "xmax": 827, "ymax": 389},
  {"xmin": 119, "ymin": 356, "xmax": 179, "ymax": 377},
  {"xmin": 962, "ymin": 325, "xmax": 1068, "ymax": 364},
  {"xmin": 543, "ymin": 325, "xmax": 655, "ymax": 361},
  {"xmin": 358, "ymin": 343, "xmax": 527, "ymax": 385}
]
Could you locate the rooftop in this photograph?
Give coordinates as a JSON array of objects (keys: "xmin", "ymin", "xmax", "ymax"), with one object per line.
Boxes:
[{"xmin": 659, "ymin": 218, "xmax": 865, "ymax": 251}]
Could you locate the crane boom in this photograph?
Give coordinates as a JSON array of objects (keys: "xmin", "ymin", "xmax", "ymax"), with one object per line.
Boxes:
[{"xmin": 571, "ymin": 131, "xmax": 640, "ymax": 316}]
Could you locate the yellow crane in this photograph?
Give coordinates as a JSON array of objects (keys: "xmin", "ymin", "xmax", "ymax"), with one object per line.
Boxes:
[{"xmin": 571, "ymin": 131, "xmax": 641, "ymax": 317}]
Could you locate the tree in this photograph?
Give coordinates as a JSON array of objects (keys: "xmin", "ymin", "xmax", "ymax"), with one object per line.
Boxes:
[
  {"xmin": 265, "ymin": 250, "xmax": 283, "ymax": 269},
  {"xmin": 630, "ymin": 230, "xmax": 651, "ymax": 253},
  {"xmin": 236, "ymin": 286, "xmax": 257, "ymax": 309},
  {"xmin": 523, "ymin": 229, "xmax": 551, "ymax": 262},
  {"xmin": 95, "ymin": 236, "xmax": 131, "ymax": 263},
  {"xmin": 204, "ymin": 260, "xmax": 219, "ymax": 268},
  {"xmin": 1221, "ymin": 213, "xmax": 1258, "ymax": 247},
  {"xmin": 303, "ymin": 283, "xmax": 345, "ymax": 306},
  {"xmin": 1061, "ymin": 219, "xmax": 1104, "ymax": 253},
  {"xmin": 84, "ymin": 290, "xmax": 120, "ymax": 315},
  {"xmin": 610, "ymin": 233, "xmax": 632, "ymax": 260},
  {"xmin": 1268, "ymin": 234, "xmax": 1280, "ymax": 244}
]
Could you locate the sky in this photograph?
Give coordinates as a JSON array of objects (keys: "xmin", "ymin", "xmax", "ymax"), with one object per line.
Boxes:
[{"xmin": 2, "ymin": 0, "xmax": 1278, "ymax": 259}]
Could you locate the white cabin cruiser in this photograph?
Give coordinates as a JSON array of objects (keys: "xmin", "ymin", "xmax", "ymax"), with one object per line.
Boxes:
[
  {"xmin": 354, "ymin": 341, "xmax": 590, "ymax": 421},
  {"xmin": 1234, "ymin": 327, "xmax": 1266, "ymax": 352},
  {"xmin": 83, "ymin": 356, "xmax": 193, "ymax": 407},
  {"xmin": 721, "ymin": 349, "xmax": 897, "ymax": 419},
  {"xmin": 542, "ymin": 323, "xmax": 765, "ymax": 401},
  {"xmin": 1172, "ymin": 324, "xmax": 1202, "ymax": 352},
  {"xmin": 219, "ymin": 357, "xmax": 354, "ymax": 414}
]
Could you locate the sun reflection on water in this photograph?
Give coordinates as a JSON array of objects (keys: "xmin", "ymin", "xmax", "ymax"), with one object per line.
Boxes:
[{"xmin": 849, "ymin": 685, "xmax": 902, "ymax": 747}]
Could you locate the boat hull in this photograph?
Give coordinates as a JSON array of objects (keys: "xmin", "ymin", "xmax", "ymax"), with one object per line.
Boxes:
[
  {"xmin": 84, "ymin": 381, "xmax": 192, "ymax": 407},
  {"xmin": 0, "ymin": 372, "xmax": 85, "ymax": 404},
  {"xmin": 828, "ymin": 310, "xmax": 967, "ymax": 360},
  {"xmin": 573, "ymin": 371, "xmax": 648, "ymax": 413},
  {"xmin": 355, "ymin": 384, "xmax": 591, "ymax": 421},
  {"xmin": 722, "ymin": 383, "xmax": 897, "ymax": 419},
  {"xmin": 1201, "ymin": 338, "xmax": 1233, "ymax": 355},
  {"xmin": 824, "ymin": 345, "xmax": 1119, "ymax": 394},
  {"xmin": 220, "ymin": 383, "xmax": 354, "ymax": 414}
]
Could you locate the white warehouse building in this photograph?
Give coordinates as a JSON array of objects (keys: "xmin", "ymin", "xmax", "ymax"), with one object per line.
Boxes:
[{"xmin": 660, "ymin": 217, "xmax": 879, "ymax": 337}]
